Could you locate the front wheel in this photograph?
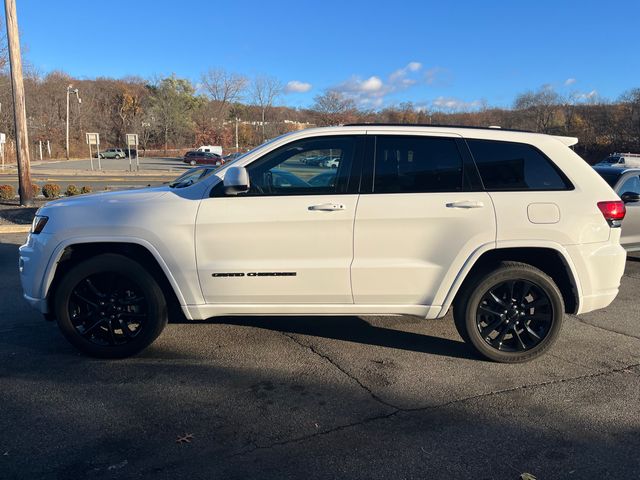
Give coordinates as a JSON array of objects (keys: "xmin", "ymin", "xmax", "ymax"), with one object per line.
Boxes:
[
  {"xmin": 190, "ymin": 160, "xmax": 196, "ymax": 166},
  {"xmin": 54, "ymin": 254, "xmax": 168, "ymax": 358},
  {"xmin": 453, "ymin": 262, "xmax": 564, "ymax": 363}
]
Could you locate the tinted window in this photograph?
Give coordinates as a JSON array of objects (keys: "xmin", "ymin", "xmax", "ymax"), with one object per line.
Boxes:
[
  {"xmin": 373, "ymin": 136, "xmax": 463, "ymax": 193},
  {"xmin": 243, "ymin": 136, "xmax": 356, "ymax": 196},
  {"xmin": 467, "ymin": 139, "xmax": 571, "ymax": 191}
]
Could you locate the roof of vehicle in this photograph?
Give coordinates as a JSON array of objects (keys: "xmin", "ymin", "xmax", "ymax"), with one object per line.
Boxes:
[
  {"xmin": 301, "ymin": 124, "xmax": 579, "ymax": 146},
  {"xmin": 593, "ymin": 165, "xmax": 640, "ymax": 176}
]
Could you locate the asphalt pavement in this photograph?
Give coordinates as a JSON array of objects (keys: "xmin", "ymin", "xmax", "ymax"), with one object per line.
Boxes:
[{"xmin": 0, "ymin": 232, "xmax": 639, "ymax": 479}]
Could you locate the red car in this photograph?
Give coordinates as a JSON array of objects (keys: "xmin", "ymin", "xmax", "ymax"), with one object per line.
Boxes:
[{"xmin": 183, "ymin": 150, "xmax": 224, "ymax": 166}]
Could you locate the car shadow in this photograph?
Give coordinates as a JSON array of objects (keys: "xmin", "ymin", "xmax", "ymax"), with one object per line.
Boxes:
[{"xmin": 183, "ymin": 315, "xmax": 477, "ymax": 360}]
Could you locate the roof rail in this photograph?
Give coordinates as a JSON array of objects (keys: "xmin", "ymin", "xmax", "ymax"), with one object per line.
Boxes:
[
  {"xmin": 612, "ymin": 152, "xmax": 640, "ymax": 157},
  {"xmin": 343, "ymin": 123, "xmax": 534, "ymax": 133}
]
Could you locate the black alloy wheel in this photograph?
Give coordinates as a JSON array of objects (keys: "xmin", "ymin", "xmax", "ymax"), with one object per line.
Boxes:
[
  {"xmin": 476, "ymin": 279, "xmax": 553, "ymax": 352},
  {"xmin": 54, "ymin": 254, "xmax": 168, "ymax": 358},
  {"xmin": 68, "ymin": 272, "xmax": 148, "ymax": 346},
  {"xmin": 453, "ymin": 261, "xmax": 564, "ymax": 363}
]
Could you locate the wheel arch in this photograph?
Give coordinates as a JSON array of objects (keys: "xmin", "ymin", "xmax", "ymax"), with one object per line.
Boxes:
[
  {"xmin": 44, "ymin": 239, "xmax": 190, "ymax": 320},
  {"xmin": 440, "ymin": 243, "xmax": 581, "ymax": 317}
]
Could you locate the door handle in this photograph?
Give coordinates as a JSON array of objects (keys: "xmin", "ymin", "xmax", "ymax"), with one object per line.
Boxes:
[
  {"xmin": 446, "ymin": 200, "xmax": 485, "ymax": 209},
  {"xmin": 308, "ymin": 203, "xmax": 345, "ymax": 211}
]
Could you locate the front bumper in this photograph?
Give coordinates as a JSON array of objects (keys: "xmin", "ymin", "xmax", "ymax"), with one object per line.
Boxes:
[{"xmin": 19, "ymin": 232, "xmax": 56, "ymax": 314}]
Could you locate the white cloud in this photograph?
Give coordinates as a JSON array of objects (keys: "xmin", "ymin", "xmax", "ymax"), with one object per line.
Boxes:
[
  {"xmin": 360, "ymin": 76, "xmax": 384, "ymax": 92},
  {"xmin": 389, "ymin": 61, "xmax": 423, "ymax": 83},
  {"xmin": 574, "ymin": 89, "xmax": 598, "ymax": 101},
  {"xmin": 284, "ymin": 80, "xmax": 312, "ymax": 93},
  {"xmin": 333, "ymin": 62, "xmax": 424, "ymax": 108},
  {"xmin": 424, "ymin": 67, "xmax": 452, "ymax": 87},
  {"xmin": 564, "ymin": 78, "xmax": 577, "ymax": 86},
  {"xmin": 432, "ymin": 96, "xmax": 483, "ymax": 111}
]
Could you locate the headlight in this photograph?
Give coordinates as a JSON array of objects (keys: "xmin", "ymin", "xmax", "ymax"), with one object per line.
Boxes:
[{"xmin": 31, "ymin": 215, "xmax": 49, "ymax": 234}]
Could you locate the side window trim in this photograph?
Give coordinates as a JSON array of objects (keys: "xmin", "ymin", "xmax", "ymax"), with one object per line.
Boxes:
[{"xmin": 455, "ymin": 138, "xmax": 484, "ymax": 191}]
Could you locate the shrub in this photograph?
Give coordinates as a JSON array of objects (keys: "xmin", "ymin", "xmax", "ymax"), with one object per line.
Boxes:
[
  {"xmin": 31, "ymin": 183, "xmax": 40, "ymax": 198},
  {"xmin": 0, "ymin": 184, "xmax": 15, "ymax": 200},
  {"xmin": 80, "ymin": 185, "xmax": 92, "ymax": 194},
  {"xmin": 65, "ymin": 184, "xmax": 80, "ymax": 196},
  {"xmin": 42, "ymin": 183, "xmax": 61, "ymax": 199}
]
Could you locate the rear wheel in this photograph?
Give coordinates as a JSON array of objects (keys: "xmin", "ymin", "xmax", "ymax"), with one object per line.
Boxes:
[
  {"xmin": 54, "ymin": 254, "xmax": 168, "ymax": 358},
  {"xmin": 453, "ymin": 262, "xmax": 564, "ymax": 363}
]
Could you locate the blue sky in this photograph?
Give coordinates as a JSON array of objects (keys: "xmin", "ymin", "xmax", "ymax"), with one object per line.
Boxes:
[{"xmin": 5, "ymin": 0, "xmax": 640, "ymax": 110}]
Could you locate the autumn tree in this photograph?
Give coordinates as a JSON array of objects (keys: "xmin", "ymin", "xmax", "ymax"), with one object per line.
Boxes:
[{"xmin": 147, "ymin": 75, "xmax": 201, "ymax": 152}]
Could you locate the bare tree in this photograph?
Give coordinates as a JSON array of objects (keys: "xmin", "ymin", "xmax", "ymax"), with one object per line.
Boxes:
[
  {"xmin": 513, "ymin": 87, "xmax": 562, "ymax": 133},
  {"xmin": 201, "ymin": 69, "xmax": 247, "ymax": 115},
  {"xmin": 250, "ymin": 75, "xmax": 283, "ymax": 141},
  {"xmin": 312, "ymin": 90, "xmax": 356, "ymax": 126}
]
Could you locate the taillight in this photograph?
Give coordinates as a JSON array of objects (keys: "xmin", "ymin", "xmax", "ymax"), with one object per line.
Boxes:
[{"xmin": 597, "ymin": 201, "xmax": 626, "ymax": 227}]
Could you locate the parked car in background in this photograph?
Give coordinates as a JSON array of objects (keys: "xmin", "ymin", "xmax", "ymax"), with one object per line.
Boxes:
[
  {"xmin": 183, "ymin": 150, "xmax": 223, "ymax": 166},
  {"xmin": 223, "ymin": 152, "xmax": 244, "ymax": 162},
  {"xmin": 594, "ymin": 165, "xmax": 640, "ymax": 251},
  {"xmin": 322, "ymin": 157, "xmax": 340, "ymax": 168},
  {"xmin": 97, "ymin": 148, "xmax": 126, "ymax": 159},
  {"xmin": 594, "ymin": 152, "xmax": 640, "ymax": 168},
  {"xmin": 301, "ymin": 155, "xmax": 327, "ymax": 166}
]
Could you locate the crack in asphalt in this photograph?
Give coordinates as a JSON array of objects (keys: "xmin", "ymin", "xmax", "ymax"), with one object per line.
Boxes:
[
  {"xmin": 570, "ymin": 314, "xmax": 640, "ymax": 341},
  {"xmin": 280, "ymin": 332, "xmax": 400, "ymax": 411},
  {"xmin": 226, "ymin": 332, "xmax": 640, "ymax": 461}
]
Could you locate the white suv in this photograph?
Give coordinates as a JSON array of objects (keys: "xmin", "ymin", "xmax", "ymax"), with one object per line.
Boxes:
[{"xmin": 19, "ymin": 125, "xmax": 627, "ymax": 362}]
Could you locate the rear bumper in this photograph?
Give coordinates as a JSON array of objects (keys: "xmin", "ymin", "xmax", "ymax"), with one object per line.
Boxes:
[{"xmin": 566, "ymin": 240, "xmax": 626, "ymax": 315}]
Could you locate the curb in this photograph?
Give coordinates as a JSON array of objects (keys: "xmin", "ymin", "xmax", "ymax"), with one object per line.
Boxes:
[{"xmin": 0, "ymin": 225, "xmax": 30, "ymax": 234}]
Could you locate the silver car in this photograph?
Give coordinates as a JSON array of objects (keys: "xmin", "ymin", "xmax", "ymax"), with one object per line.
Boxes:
[{"xmin": 594, "ymin": 166, "xmax": 640, "ymax": 251}]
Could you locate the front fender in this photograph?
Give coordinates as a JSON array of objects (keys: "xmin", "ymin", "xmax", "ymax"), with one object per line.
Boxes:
[{"xmin": 40, "ymin": 236, "xmax": 194, "ymax": 315}]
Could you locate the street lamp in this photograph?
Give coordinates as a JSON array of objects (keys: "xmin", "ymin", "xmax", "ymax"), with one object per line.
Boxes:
[{"xmin": 66, "ymin": 85, "xmax": 81, "ymax": 160}]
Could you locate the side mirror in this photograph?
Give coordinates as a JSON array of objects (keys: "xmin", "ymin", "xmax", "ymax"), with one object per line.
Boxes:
[
  {"xmin": 223, "ymin": 166, "xmax": 250, "ymax": 195},
  {"xmin": 621, "ymin": 191, "xmax": 640, "ymax": 203}
]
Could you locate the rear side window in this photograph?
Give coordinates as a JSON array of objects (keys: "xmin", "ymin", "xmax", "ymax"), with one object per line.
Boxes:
[
  {"xmin": 373, "ymin": 136, "xmax": 463, "ymax": 193},
  {"xmin": 466, "ymin": 139, "xmax": 571, "ymax": 191}
]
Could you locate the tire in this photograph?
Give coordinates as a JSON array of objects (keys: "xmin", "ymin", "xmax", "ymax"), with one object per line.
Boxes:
[
  {"xmin": 115, "ymin": 155, "xmax": 122, "ymax": 159},
  {"xmin": 190, "ymin": 160, "xmax": 196, "ymax": 166},
  {"xmin": 54, "ymin": 254, "xmax": 168, "ymax": 358},
  {"xmin": 453, "ymin": 261, "xmax": 564, "ymax": 363}
]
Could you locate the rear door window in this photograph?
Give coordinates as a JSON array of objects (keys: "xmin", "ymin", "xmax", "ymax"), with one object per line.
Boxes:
[
  {"xmin": 373, "ymin": 135, "xmax": 464, "ymax": 193},
  {"xmin": 466, "ymin": 139, "xmax": 572, "ymax": 191}
]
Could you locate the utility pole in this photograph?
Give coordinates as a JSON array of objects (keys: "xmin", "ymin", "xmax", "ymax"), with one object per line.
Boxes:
[
  {"xmin": 66, "ymin": 85, "xmax": 81, "ymax": 160},
  {"xmin": 4, "ymin": 0, "xmax": 32, "ymax": 205}
]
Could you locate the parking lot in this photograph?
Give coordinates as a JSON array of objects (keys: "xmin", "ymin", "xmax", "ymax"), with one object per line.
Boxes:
[{"xmin": 0, "ymin": 232, "xmax": 639, "ymax": 479}]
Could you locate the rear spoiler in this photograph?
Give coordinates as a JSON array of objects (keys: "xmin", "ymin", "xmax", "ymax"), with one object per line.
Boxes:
[{"xmin": 553, "ymin": 135, "xmax": 579, "ymax": 147}]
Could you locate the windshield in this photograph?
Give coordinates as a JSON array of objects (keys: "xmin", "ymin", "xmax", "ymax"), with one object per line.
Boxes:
[
  {"xmin": 601, "ymin": 157, "xmax": 621, "ymax": 164},
  {"xmin": 169, "ymin": 167, "xmax": 217, "ymax": 188}
]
